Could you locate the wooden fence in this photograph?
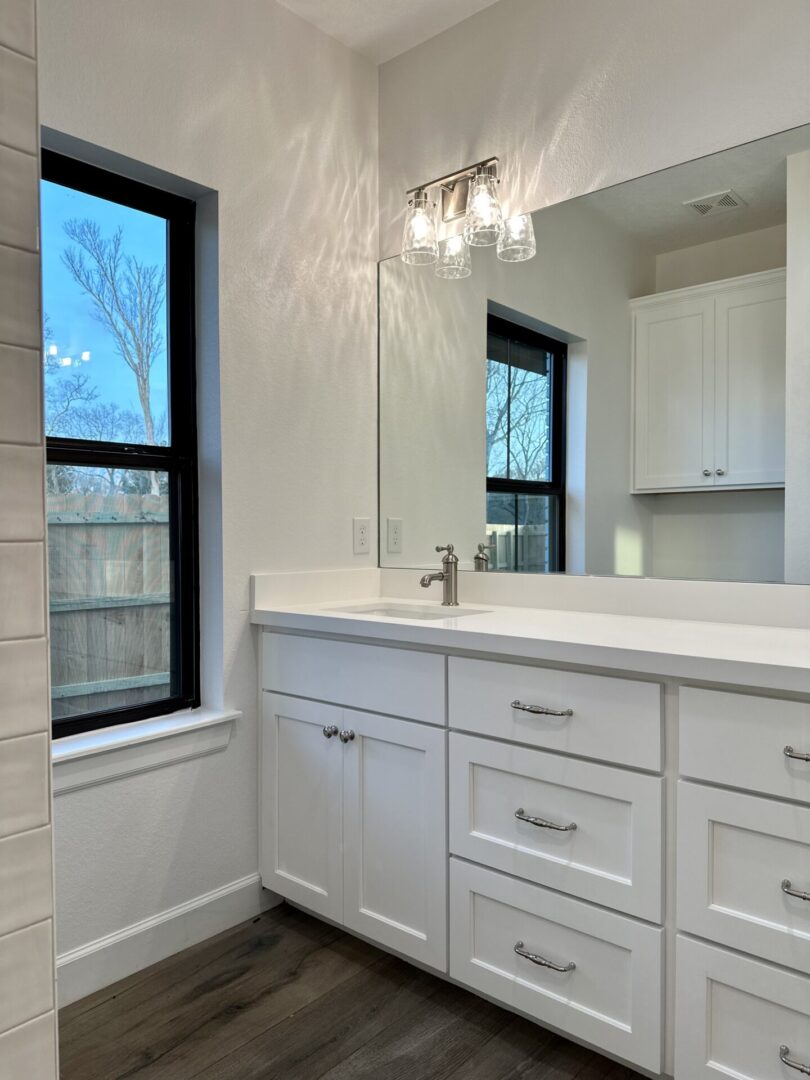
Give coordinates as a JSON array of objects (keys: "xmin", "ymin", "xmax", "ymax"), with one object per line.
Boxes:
[{"xmin": 47, "ymin": 493, "xmax": 171, "ymax": 721}]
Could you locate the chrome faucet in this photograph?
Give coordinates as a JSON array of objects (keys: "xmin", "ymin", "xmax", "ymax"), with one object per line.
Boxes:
[{"xmin": 420, "ymin": 544, "xmax": 459, "ymax": 606}]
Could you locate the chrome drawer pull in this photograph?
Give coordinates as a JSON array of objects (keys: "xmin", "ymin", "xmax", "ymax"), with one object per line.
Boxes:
[
  {"xmin": 514, "ymin": 940, "xmax": 575, "ymax": 972},
  {"xmin": 782, "ymin": 879, "xmax": 810, "ymax": 902},
  {"xmin": 322, "ymin": 725, "xmax": 339, "ymax": 739},
  {"xmin": 511, "ymin": 699, "xmax": 573, "ymax": 718},
  {"xmin": 780, "ymin": 1045, "xmax": 810, "ymax": 1075},
  {"xmin": 784, "ymin": 746, "xmax": 810, "ymax": 762},
  {"xmin": 515, "ymin": 807, "xmax": 577, "ymax": 832},
  {"xmin": 339, "ymin": 729, "xmax": 355, "ymax": 743}
]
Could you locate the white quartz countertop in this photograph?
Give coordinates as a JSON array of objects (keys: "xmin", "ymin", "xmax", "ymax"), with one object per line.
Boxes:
[{"xmin": 251, "ymin": 596, "xmax": 810, "ymax": 693}]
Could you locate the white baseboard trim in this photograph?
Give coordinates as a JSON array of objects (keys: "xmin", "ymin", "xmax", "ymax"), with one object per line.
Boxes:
[{"xmin": 56, "ymin": 873, "xmax": 281, "ymax": 1008}]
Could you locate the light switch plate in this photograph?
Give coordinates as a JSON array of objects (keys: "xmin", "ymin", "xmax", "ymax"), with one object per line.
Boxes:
[
  {"xmin": 353, "ymin": 517, "xmax": 370, "ymax": 555},
  {"xmin": 387, "ymin": 517, "xmax": 402, "ymax": 554}
]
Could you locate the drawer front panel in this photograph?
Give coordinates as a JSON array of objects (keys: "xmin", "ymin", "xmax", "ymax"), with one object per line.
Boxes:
[
  {"xmin": 678, "ymin": 781, "xmax": 810, "ymax": 971},
  {"xmin": 448, "ymin": 656, "xmax": 661, "ymax": 770},
  {"xmin": 262, "ymin": 632, "xmax": 445, "ymax": 724},
  {"xmin": 450, "ymin": 733, "xmax": 663, "ymax": 920},
  {"xmin": 450, "ymin": 860, "xmax": 663, "ymax": 1073},
  {"xmin": 680, "ymin": 686, "xmax": 810, "ymax": 801},
  {"xmin": 675, "ymin": 935, "xmax": 810, "ymax": 1079}
]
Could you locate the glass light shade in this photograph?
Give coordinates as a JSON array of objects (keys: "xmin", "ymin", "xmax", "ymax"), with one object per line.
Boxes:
[
  {"xmin": 463, "ymin": 170, "xmax": 503, "ymax": 246},
  {"xmin": 497, "ymin": 213, "xmax": 536, "ymax": 262},
  {"xmin": 435, "ymin": 234, "xmax": 471, "ymax": 279},
  {"xmin": 401, "ymin": 192, "xmax": 438, "ymax": 265}
]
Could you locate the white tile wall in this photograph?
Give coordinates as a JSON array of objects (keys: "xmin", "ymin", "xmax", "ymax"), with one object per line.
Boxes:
[
  {"xmin": 0, "ymin": 922, "xmax": 54, "ymax": 1033},
  {"xmin": 0, "ymin": 445, "xmax": 45, "ymax": 540},
  {"xmin": 0, "ymin": 639, "xmax": 49, "ymax": 738},
  {"xmin": 0, "ymin": 734, "xmax": 50, "ymax": 839},
  {"xmin": 0, "ymin": 1013, "xmax": 58, "ymax": 1080},
  {"xmin": 0, "ymin": 827, "xmax": 53, "ymax": 937},
  {"xmin": 0, "ymin": 2, "xmax": 58, "ymax": 1074},
  {"xmin": 0, "ymin": 346, "xmax": 41, "ymax": 444}
]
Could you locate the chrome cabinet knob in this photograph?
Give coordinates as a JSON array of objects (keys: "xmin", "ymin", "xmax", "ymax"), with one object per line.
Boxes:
[
  {"xmin": 322, "ymin": 725, "xmax": 339, "ymax": 739},
  {"xmin": 339, "ymin": 729, "xmax": 356, "ymax": 743},
  {"xmin": 715, "ymin": 468, "xmax": 725, "ymax": 476},
  {"xmin": 702, "ymin": 469, "xmax": 712, "ymax": 476}
]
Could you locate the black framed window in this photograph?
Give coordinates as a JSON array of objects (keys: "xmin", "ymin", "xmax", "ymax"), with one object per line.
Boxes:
[
  {"xmin": 41, "ymin": 150, "xmax": 199, "ymax": 738},
  {"xmin": 485, "ymin": 313, "xmax": 567, "ymax": 573}
]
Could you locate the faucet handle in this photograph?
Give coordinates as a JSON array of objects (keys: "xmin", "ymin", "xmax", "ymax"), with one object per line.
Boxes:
[{"xmin": 435, "ymin": 544, "xmax": 455, "ymax": 554}]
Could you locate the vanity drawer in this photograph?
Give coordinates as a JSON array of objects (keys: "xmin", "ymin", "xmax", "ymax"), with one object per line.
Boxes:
[
  {"xmin": 680, "ymin": 687, "xmax": 810, "ymax": 801},
  {"xmin": 262, "ymin": 631, "xmax": 445, "ymax": 725},
  {"xmin": 448, "ymin": 656, "xmax": 661, "ymax": 770},
  {"xmin": 678, "ymin": 781, "xmax": 810, "ymax": 972},
  {"xmin": 449, "ymin": 733, "xmax": 663, "ymax": 920},
  {"xmin": 675, "ymin": 935, "xmax": 810, "ymax": 1079},
  {"xmin": 450, "ymin": 859, "xmax": 663, "ymax": 1073}
]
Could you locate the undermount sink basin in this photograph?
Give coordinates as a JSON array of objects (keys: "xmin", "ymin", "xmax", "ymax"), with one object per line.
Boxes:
[{"xmin": 329, "ymin": 602, "xmax": 490, "ymax": 621}]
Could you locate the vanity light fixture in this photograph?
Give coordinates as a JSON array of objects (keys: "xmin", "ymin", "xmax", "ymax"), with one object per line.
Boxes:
[
  {"xmin": 401, "ymin": 157, "xmax": 533, "ymax": 276},
  {"xmin": 435, "ymin": 234, "xmax": 472, "ymax": 279},
  {"xmin": 497, "ymin": 213, "xmax": 536, "ymax": 262},
  {"xmin": 401, "ymin": 189, "xmax": 439, "ymax": 265}
]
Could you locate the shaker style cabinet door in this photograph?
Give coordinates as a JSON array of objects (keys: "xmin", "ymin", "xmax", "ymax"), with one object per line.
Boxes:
[
  {"xmin": 714, "ymin": 278, "xmax": 786, "ymax": 487},
  {"xmin": 260, "ymin": 692, "xmax": 344, "ymax": 921},
  {"xmin": 341, "ymin": 710, "xmax": 447, "ymax": 971},
  {"xmin": 632, "ymin": 270, "xmax": 786, "ymax": 493},
  {"xmin": 632, "ymin": 295, "xmax": 715, "ymax": 491}
]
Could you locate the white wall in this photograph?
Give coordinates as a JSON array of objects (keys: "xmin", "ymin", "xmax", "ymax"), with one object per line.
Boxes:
[
  {"xmin": 379, "ymin": 0, "xmax": 810, "ymax": 259},
  {"xmin": 785, "ymin": 150, "xmax": 810, "ymax": 583},
  {"xmin": 0, "ymin": 1, "xmax": 58, "ymax": 1072},
  {"xmin": 37, "ymin": 0, "xmax": 378, "ymax": 973},
  {"xmin": 655, "ymin": 224, "xmax": 786, "ymax": 292}
]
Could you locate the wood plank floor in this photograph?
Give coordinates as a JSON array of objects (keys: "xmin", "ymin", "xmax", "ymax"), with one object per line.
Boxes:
[{"xmin": 59, "ymin": 903, "xmax": 642, "ymax": 1080}]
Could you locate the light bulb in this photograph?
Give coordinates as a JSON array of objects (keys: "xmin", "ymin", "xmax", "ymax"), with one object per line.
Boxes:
[
  {"xmin": 435, "ymin": 234, "xmax": 472, "ymax": 279},
  {"xmin": 463, "ymin": 167, "xmax": 503, "ymax": 247},
  {"xmin": 497, "ymin": 214, "xmax": 536, "ymax": 262},
  {"xmin": 401, "ymin": 190, "xmax": 438, "ymax": 265}
]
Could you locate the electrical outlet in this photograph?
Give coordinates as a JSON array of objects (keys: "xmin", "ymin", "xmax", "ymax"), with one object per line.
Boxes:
[
  {"xmin": 353, "ymin": 517, "xmax": 370, "ymax": 555},
  {"xmin": 387, "ymin": 517, "xmax": 402, "ymax": 554}
]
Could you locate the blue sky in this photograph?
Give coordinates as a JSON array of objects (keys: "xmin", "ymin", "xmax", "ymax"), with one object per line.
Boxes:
[{"xmin": 40, "ymin": 180, "xmax": 169, "ymax": 433}]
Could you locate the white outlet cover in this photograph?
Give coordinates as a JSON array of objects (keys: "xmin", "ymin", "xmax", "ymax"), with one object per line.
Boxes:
[
  {"xmin": 353, "ymin": 517, "xmax": 370, "ymax": 555},
  {"xmin": 387, "ymin": 517, "xmax": 402, "ymax": 554}
]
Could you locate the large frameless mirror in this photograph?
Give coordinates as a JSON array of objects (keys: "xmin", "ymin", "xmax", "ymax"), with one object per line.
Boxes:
[{"xmin": 379, "ymin": 124, "xmax": 810, "ymax": 583}]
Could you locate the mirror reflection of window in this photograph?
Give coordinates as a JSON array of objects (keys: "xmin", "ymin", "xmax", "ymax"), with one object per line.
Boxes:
[{"xmin": 485, "ymin": 314, "xmax": 567, "ymax": 574}]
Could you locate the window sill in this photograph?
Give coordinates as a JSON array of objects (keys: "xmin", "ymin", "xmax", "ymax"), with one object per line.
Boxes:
[{"xmin": 52, "ymin": 707, "xmax": 240, "ymax": 796}]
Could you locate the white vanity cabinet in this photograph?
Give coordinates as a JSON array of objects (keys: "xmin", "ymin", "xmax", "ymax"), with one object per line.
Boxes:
[
  {"xmin": 260, "ymin": 648, "xmax": 448, "ymax": 971},
  {"xmin": 632, "ymin": 269, "xmax": 786, "ymax": 492},
  {"xmin": 257, "ymin": 620, "xmax": 810, "ymax": 1079}
]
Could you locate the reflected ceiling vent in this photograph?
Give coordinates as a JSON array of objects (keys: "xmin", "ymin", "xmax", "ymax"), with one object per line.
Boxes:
[{"xmin": 684, "ymin": 189, "xmax": 747, "ymax": 217}]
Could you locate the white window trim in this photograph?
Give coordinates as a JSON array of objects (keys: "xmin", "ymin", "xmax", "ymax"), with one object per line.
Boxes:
[{"xmin": 52, "ymin": 708, "xmax": 239, "ymax": 796}]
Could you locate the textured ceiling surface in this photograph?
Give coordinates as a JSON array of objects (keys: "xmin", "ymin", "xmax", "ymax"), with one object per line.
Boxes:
[
  {"xmin": 584, "ymin": 124, "xmax": 810, "ymax": 251},
  {"xmin": 276, "ymin": 0, "xmax": 502, "ymax": 63}
]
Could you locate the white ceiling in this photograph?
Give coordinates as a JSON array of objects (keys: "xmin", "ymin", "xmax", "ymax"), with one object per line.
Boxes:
[
  {"xmin": 277, "ymin": 0, "xmax": 502, "ymax": 63},
  {"xmin": 584, "ymin": 125, "xmax": 810, "ymax": 253}
]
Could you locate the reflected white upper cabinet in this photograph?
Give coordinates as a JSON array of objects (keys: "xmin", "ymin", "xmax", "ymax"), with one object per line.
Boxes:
[{"xmin": 631, "ymin": 269, "xmax": 785, "ymax": 492}]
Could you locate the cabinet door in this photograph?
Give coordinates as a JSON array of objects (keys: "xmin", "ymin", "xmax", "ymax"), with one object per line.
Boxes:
[
  {"xmin": 633, "ymin": 297, "xmax": 715, "ymax": 490},
  {"xmin": 714, "ymin": 277, "xmax": 786, "ymax": 487},
  {"xmin": 260, "ymin": 693, "xmax": 343, "ymax": 920},
  {"xmin": 342, "ymin": 710, "xmax": 447, "ymax": 971}
]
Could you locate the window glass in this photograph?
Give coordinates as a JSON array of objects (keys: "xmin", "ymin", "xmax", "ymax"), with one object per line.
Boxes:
[
  {"xmin": 486, "ymin": 492, "xmax": 561, "ymax": 573},
  {"xmin": 47, "ymin": 465, "xmax": 173, "ymax": 723},
  {"xmin": 41, "ymin": 181, "xmax": 168, "ymax": 445}
]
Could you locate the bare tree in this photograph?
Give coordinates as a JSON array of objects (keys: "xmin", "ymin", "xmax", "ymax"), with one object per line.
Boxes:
[
  {"xmin": 486, "ymin": 361, "xmax": 550, "ymax": 481},
  {"xmin": 61, "ymin": 219, "xmax": 165, "ymax": 447}
]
